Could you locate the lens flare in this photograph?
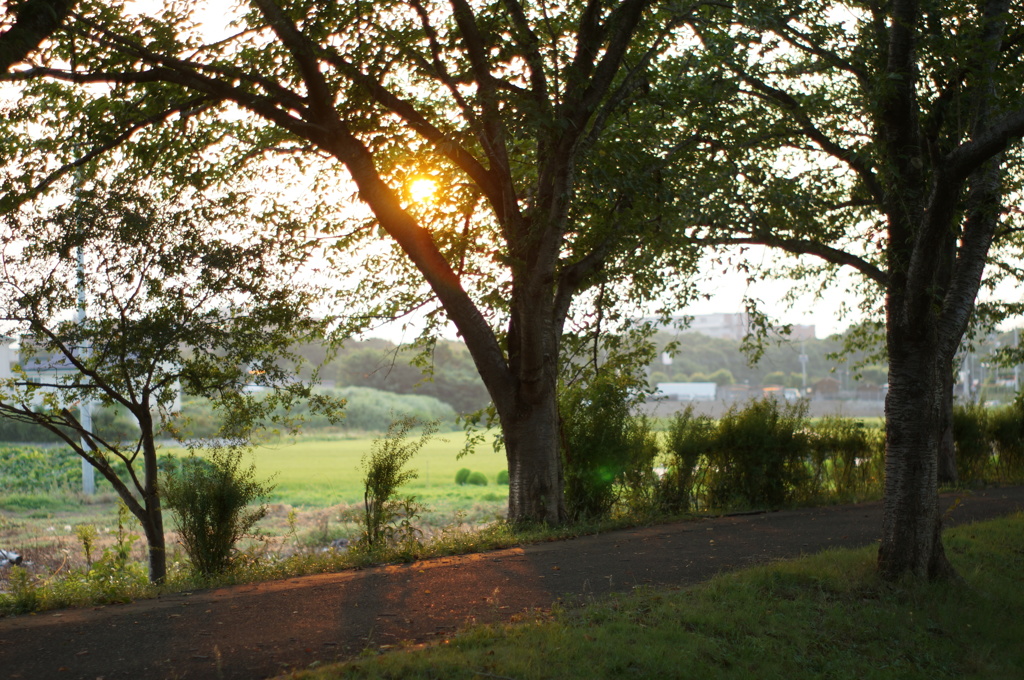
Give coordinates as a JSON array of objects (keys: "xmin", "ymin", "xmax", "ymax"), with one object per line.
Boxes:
[{"xmin": 408, "ymin": 177, "xmax": 438, "ymax": 204}]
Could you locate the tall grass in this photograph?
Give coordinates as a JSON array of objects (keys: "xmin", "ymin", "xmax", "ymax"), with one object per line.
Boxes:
[
  {"xmin": 953, "ymin": 397, "xmax": 1024, "ymax": 484},
  {"xmin": 658, "ymin": 399, "xmax": 886, "ymax": 512}
]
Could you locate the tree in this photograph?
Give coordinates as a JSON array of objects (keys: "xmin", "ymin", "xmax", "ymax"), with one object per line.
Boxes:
[
  {"xmin": 0, "ymin": 185, "xmax": 335, "ymax": 583},
  {"xmin": 1, "ymin": 0, "xmax": 707, "ymax": 523},
  {"xmin": 0, "ymin": 0, "xmax": 76, "ymax": 73},
  {"xmin": 679, "ymin": 1, "xmax": 1024, "ymax": 579}
]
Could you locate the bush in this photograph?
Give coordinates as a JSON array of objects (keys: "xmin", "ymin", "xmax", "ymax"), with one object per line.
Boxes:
[
  {"xmin": 162, "ymin": 447, "xmax": 274, "ymax": 576},
  {"xmin": 321, "ymin": 387, "xmax": 456, "ymax": 432},
  {"xmin": 657, "ymin": 406, "xmax": 715, "ymax": 512},
  {"xmin": 806, "ymin": 417, "xmax": 884, "ymax": 502},
  {"xmin": 0, "ymin": 445, "xmax": 81, "ymax": 494},
  {"xmin": 703, "ymin": 398, "xmax": 812, "ymax": 510},
  {"xmin": 560, "ymin": 371, "xmax": 655, "ymax": 521},
  {"xmin": 988, "ymin": 397, "xmax": 1024, "ymax": 480},
  {"xmin": 359, "ymin": 417, "xmax": 435, "ymax": 550},
  {"xmin": 953, "ymin": 402, "xmax": 993, "ymax": 482},
  {"xmin": 466, "ymin": 471, "xmax": 488, "ymax": 486},
  {"xmin": 496, "ymin": 470, "xmax": 510, "ymax": 485},
  {"xmin": 454, "ymin": 467, "xmax": 472, "ymax": 485},
  {"xmin": 619, "ymin": 415, "xmax": 661, "ymax": 514}
]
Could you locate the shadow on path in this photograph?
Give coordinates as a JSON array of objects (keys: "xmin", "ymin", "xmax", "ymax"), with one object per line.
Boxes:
[{"xmin": 1, "ymin": 486, "xmax": 1021, "ymax": 679}]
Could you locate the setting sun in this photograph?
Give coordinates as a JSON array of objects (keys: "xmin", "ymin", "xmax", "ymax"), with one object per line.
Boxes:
[{"xmin": 408, "ymin": 177, "xmax": 438, "ymax": 204}]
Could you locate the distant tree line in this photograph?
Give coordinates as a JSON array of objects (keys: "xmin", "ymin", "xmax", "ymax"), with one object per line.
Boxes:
[
  {"xmin": 291, "ymin": 339, "xmax": 490, "ymax": 415},
  {"xmin": 647, "ymin": 329, "xmax": 888, "ymax": 391}
]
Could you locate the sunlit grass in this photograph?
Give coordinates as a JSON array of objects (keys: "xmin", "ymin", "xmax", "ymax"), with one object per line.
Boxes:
[{"xmin": 168, "ymin": 432, "xmax": 509, "ymax": 507}]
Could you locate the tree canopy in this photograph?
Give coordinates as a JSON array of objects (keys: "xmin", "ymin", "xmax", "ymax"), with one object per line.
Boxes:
[
  {"xmin": 664, "ymin": 0, "xmax": 1024, "ymax": 579},
  {"xmin": 0, "ymin": 0, "xmax": 711, "ymax": 523},
  {"xmin": 0, "ymin": 184, "xmax": 336, "ymax": 581}
]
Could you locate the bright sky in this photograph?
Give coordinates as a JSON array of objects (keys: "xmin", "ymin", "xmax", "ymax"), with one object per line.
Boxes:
[{"xmin": 363, "ymin": 242, "xmax": 1024, "ymax": 346}]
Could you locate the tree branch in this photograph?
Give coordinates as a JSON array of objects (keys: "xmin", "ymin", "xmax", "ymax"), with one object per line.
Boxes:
[
  {"xmin": 316, "ymin": 48, "xmax": 504, "ymax": 207},
  {"xmin": 737, "ymin": 69, "xmax": 884, "ymax": 204},
  {"xmin": 946, "ymin": 107, "xmax": 1024, "ymax": 181},
  {"xmin": 691, "ymin": 234, "xmax": 888, "ymax": 286}
]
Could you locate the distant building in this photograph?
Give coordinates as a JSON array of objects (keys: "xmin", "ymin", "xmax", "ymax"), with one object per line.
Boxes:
[
  {"xmin": 811, "ymin": 377, "xmax": 841, "ymax": 399},
  {"xmin": 761, "ymin": 386, "xmax": 804, "ymax": 402},
  {"xmin": 717, "ymin": 384, "xmax": 754, "ymax": 401},
  {"xmin": 648, "ymin": 313, "xmax": 816, "ymax": 341},
  {"xmin": 656, "ymin": 382, "xmax": 717, "ymax": 401},
  {"xmin": 0, "ymin": 337, "xmax": 181, "ymax": 411}
]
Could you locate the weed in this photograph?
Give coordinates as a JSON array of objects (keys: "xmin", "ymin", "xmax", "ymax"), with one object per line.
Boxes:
[
  {"xmin": 359, "ymin": 417, "xmax": 436, "ymax": 550},
  {"xmin": 162, "ymin": 446, "xmax": 274, "ymax": 576},
  {"xmin": 75, "ymin": 524, "xmax": 99, "ymax": 567}
]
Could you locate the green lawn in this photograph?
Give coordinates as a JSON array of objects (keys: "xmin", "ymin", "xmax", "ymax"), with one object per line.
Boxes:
[
  {"xmin": 243, "ymin": 432, "xmax": 509, "ymax": 507},
  {"xmin": 288, "ymin": 512, "xmax": 1024, "ymax": 680}
]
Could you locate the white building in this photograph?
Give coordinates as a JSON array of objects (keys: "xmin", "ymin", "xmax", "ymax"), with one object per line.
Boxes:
[{"xmin": 656, "ymin": 382, "xmax": 717, "ymax": 401}]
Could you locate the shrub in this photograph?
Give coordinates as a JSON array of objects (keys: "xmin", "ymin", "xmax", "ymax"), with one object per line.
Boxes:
[
  {"xmin": 619, "ymin": 415, "xmax": 661, "ymax": 514},
  {"xmin": 657, "ymin": 406, "xmax": 715, "ymax": 512},
  {"xmin": 806, "ymin": 417, "xmax": 884, "ymax": 502},
  {"xmin": 704, "ymin": 398, "xmax": 811, "ymax": 510},
  {"xmin": 560, "ymin": 371, "xmax": 655, "ymax": 521},
  {"xmin": 455, "ymin": 467, "xmax": 472, "ymax": 485},
  {"xmin": 496, "ymin": 470, "xmax": 510, "ymax": 485},
  {"xmin": 988, "ymin": 396, "xmax": 1024, "ymax": 480},
  {"xmin": 953, "ymin": 402, "xmax": 993, "ymax": 482},
  {"xmin": 162, "ymin": 447, "xmax": 274, "ymax": 576},
  {"xmin": 0, "ymin": 445, "xmax": 81, "ymax": 494},
  {"xmin": 466, "ymin": 471, "xmax": 488, "ymax": 486},
  {"xmin": 325, "ymin": 387, "xmax": 456, "ymax": 431},
  {"xmin": 359, "ymin": 417, "xmax": 435, "ymax": 549}
]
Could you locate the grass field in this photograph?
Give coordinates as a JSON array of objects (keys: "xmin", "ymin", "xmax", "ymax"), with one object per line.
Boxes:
[
  {"xmin": 243, "ymin": 431, "xmax": 509, "ymax": 507},
  {"xmin": 0, "ymin": 432, "xmax": 510, "ymax": 578}
]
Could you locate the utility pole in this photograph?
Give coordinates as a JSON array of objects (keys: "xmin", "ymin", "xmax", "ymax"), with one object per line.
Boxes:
[
  {"xmin": 799, "ymin": 341, "xmax": 808, "ymax": 392},
  {"xmin": 75, "ymin": 175, "xmax": 95, "ymax": 495},
  {"xmin": 1015, "ymin": 327, "xmax": 1021, "ymax": 392}
]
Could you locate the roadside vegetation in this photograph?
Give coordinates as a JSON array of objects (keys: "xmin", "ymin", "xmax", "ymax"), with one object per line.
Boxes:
[
  {"xmin": 285, "ymin": 512, "xmax": 1024, "ymax": 680},
  {"xmin": 2, "ymin": 389, "xmax": 1021, "ymax": 617}
]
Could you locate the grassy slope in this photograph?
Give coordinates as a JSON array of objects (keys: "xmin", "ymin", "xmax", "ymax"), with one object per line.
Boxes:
[{"xmin": 288, "ymin": 513, "xmax": 1024, "ymax": 680}]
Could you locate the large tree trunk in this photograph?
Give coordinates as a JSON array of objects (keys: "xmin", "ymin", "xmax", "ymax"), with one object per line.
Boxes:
[
  {"xmin": 937, "ymin": 363, "xmax": 959, "ymax": 486},
  {"xmin": 878, "ymin": 332, "xmax": 957, "ymax": 580},
  {"xmin": 498, "ymin": 290, "xmax": 567, "ymax": 525},
  {"xmin": 501, "ymin": 384, "xmax": 566, "ymax": 524}
]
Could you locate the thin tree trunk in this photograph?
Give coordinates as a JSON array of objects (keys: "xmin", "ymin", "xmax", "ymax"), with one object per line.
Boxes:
[
  {"xmin": 141, "ymin": 507, "xmax": 167, "ymax": 585},
  {"xmin": 140, "ymin": 421, "xmax": 167, "ymax": 583}
]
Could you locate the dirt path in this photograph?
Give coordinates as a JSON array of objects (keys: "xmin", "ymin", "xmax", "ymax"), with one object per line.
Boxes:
[{"xmin": 2, "ymin": 486, "xmax": 1022, "ymax": 680}]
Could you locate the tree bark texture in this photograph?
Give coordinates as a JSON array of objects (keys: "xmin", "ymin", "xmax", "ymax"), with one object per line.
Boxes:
[
  {"xmin": 502, "ymin": 382, "xmax": 565, "ymax": 524},
  {"xmin": 878, "ymin": 332, "xmax": 955, "ymax": 580},
  {"xmin": 140, "ymin": 506, "xmax": 167, "ymax": 585},
  {"xmin": 937, "ymin": 364, "xmax": 958, "ymax": 486},
  {"xmin": 873, "ymin": 0, "xmax": 1018, "ymax": 581}
]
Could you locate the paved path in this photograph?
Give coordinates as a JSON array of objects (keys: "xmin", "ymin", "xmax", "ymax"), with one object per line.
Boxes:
[{"xmin": 1, "ymin": 486, "xmax": 1022, "ymax": 680}]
